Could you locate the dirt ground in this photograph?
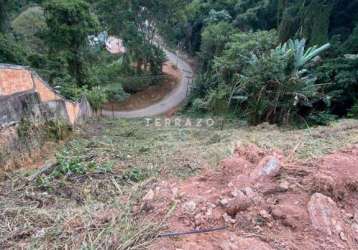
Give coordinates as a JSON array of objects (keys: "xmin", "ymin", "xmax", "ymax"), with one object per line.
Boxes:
[
  {"xmin": 149, "ymin": 144, "xmax": 358, "ymax": 250},
  {"xmin": 1, "ymin": 118, "xmax": 358, "ymax": 249}
]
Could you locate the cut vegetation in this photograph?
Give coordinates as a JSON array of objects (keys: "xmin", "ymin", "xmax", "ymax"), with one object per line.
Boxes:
[{"xmin": 1, "ymin": 118, "xmax": 358, "ymax": 249}]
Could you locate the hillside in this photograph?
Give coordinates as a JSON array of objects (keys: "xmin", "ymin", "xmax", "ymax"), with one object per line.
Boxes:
[
  {"xmin": 1, "ymin": 117, "xmax": 358, "ymax": 249},
  {"xmin": 1, "ymin": 0, "xmax": 358, "ymax": 249}
]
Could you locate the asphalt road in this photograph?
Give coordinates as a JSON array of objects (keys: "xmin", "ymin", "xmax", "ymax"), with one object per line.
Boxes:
[{"xmin": 101, "ymin": 48, "xmax": 194, "ymax": 118}]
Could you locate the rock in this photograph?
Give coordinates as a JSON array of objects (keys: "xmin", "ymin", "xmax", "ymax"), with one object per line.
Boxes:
[
  {"xmin": 143, "ymin": 189, "xmax": 155, "ymax": 201},
  {"xmin": 261, "ymin": 183, "xmax": 285, "ymax": 195},
  {"xmin": 250, "ymin": 156, "xmax": 281, "ymax": 181},
  {"xmin": 221, "ymin": 157, "xmax": 253, "ymax": 177},
  {"xmin": 353, "ymin": 223, "xmax": 358, "ymax": 242},
  {"xmin": 225, "ymin": 191, "xmax": 252, "ymax": 217},
  {"xmin": 307, "ymin": 193, "xmax": 345, "ymax": 236},
  {"xmin": 194, "ymin": 213, "xmax": 205, "ymax": 227},
  {"xmin": 223, "ymin": 213, "xmax": 236, "ymax": 224},
  {"xmin": 220, "ymin": 198, "xmax": 230, "ymax": 207},
  {"xmin": 182, "ymin": 200, "xmax": 197, "ymax": 215},
  {"xmin": 242, "ymin": 187, "xmax": 260, "ymax": 202},
  {"xmin": 259, "ymin": 210, "xmax": 271, "ymax": 220},
  {"xmin": 34, "ymin": 228, "xmax": 45, "ymax": 238},
  {"xmin": 272, "ymin": 204, "xmax": 307, "ymax": 229},
  {"xmin": 279, "ymin": 181, "xmax": 290, "ymax": 191},
  {"xmin": 312, "ymin": 148, "xmax": 358, "ymax": 200},
  {"xmin": 340, "ymin": 232, "xmax": 347, "ymax": 241},
  {"xmin": 171, "ymin": 187, "xmax": 179, "ymax": 198},
  {"xmin": 230, "ymin": 189, "xmax": 241, "ymax": 198},
  {"xmin": 345, "ymin": 213, "xmax": 354, "ymax": 220}
]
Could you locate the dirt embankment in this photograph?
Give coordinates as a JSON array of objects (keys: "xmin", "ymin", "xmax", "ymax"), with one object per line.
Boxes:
[{"xmin": 142, "ymin": 144, "xmax": 358, "ymax": 249}]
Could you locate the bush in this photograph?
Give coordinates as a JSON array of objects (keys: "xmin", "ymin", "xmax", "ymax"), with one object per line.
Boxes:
[
  {"xmin": 213, "ymin": 30, "xmax": 278, "ymax": 77},
  {"xmin": 122, "ymin": 167, "xmax": 150, "ymax": 183},
  {"xmin": 84, "ymin": 86, "xmax": 108, "ymax": 113},
  {"xmin": 192, "ymin": 98, "xmax": 208, "ymax": 112},
  {"xmin": 206, "ymin": 86, "xmax": 230, "ymax": 114},
  {"xmin": 316, "ymin": 56, "xmax": 358, "ymax": 116},
  {"xmin": 0, "ymin": 33, "xmax": 28, "ymax": 64},
  {"xmin": 106, "ymin": 83, "xmax": 128, "ymax": 102},
  {"xmin": 11, "ymin": 6, "xmax": 46, "ymax": 53},
  {"xmin": 348, "ymin": 101, "xmax": 358, "ymax": 119},
  {"xmin": 235, "ymin": 49, "xmax": 308, "ymax": 124},
  {"xmin": 234, "ymin": 39, "xmax": 330, "ymax": 125},
  {"xmin": 199, "ymin": 21, "xmax": 235, "ymax": 70},
  {"xmin": 189, "ymin": 30, "xmax": 278, "ymax": 113},
  {"xmin": 45, "ymin": 120, "xmax": 72, "ymax": 141}
]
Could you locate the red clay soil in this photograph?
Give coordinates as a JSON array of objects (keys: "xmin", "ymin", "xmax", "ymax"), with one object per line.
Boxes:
[
  {"xmin": 138, "ymin": 144, "xmax": 358, "ymax": 249},
  {"xmin": 102, "ymin": 62, "xmax": 181, "ymax": 112}
]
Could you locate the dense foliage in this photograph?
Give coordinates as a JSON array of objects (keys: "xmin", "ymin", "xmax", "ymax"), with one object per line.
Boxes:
[
  {"xmin": 0, "ymin": 0, "xmax": 180, "ymax": 106},
  {"xmin": 168, "ymin": 0, "xmax": 358, "ymax": 125},
  {"xmin": 0, "ymin": 0, "xmax": 357, "ymax": 125}
]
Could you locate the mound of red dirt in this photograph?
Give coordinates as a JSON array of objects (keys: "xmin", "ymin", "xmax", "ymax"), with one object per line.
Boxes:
[{"xmin": 139, "ymin": 144, "xmax": 358, "ymax": 249}]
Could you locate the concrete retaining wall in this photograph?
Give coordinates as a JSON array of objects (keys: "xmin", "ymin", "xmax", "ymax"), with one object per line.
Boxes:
[
  {"xmin": 0, "ymin": 64, "xmax": 93, "ymax": 168},
  {"xmin": 0, "ymin": 64, "xmax": 92, "ymax": 126},
  {"xmin": 0, "ymin": 91, "xmax": 43, "ymax": 126}
]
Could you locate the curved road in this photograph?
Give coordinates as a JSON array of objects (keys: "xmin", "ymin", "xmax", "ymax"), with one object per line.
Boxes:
[{"xmin": 102, "ymin": 49, "xmax": 193, "ymax": 118}]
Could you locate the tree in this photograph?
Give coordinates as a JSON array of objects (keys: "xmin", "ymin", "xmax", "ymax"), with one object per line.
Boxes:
[
  {"xmin": 199, "ymin": 22, "xmax": 235, "ymax": 71},
  {"xmin": 0, "ymin": 0, "xmax": 11, "ymax": 32},
  {"xmin": 301, "ymin": 0, "xmax": 333, "ymax": 46},
  {"xmin": 234, "ymin": 39, "xmax": 330, "ymax": 124},
  {"xmin": 233, "ymin": 0, "xmax": 278, "ymax": 31},
  {"xmin": 43, "ymin": 0, "xmax": 99, "ymax": 86},
  {"xmin": 11, "ymin": 6, "xmax": 47, "ymax": 53},
  {"xmin": 94, "ymin": 0, "xmax": 184, "ymax": 75},
  {"xmin": 0, "ymin": 33, "xmax": 28, "ymax": 64}
]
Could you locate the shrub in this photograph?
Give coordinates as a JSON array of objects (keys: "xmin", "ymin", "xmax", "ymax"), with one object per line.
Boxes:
[
  {"xmin": 213, "ymin": 30, "xmax": 278, "ymax": 77},
  {"xmin": 206, "ymin": 85, "xmax": 230, "ymax": 114},
  {"xmin": 199, "ymin": 21, "xmax": 235, "ymax": 70},
  {"xmin": 192, "ymin": 98, "xmax": 208, "ymax": 112},
  {"xmin": 316, "ymin": 56, "xmax": 358, "ymax": 116},
  {"xmin": 234, "ymin": 39, "xmax": 330, "ymax": 125},
  {"xmin": 45, "ymin": 120, "xmax": 72, "ymax": 141},
  {"xmin": 11, "ymin": 6, "xmax": 46, "ymax": 53},
  {"xmin": 0, "ymin": 33, "xmax": 28, "ymax": 64},
  {"xmin": 122, "ymin": 167, "xmax": 149, "ymax": 183},
  {"xmin": 348, "ymin": 101, "xmax": 358, "ymax": 119},
  {"xmin": 84, "ymin": 86, "xmax": 108, "ymax": 113}
]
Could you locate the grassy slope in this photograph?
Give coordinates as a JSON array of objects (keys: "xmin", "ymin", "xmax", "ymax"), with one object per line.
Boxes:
[{"xmin": 1, "ymin": 117, "xmax": 358, "ymax": 249}]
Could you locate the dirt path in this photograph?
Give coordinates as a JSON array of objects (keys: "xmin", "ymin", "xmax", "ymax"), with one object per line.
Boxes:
[{"xmin": 101, "ymin": 48, "xmax": 194, "ymax": 118}]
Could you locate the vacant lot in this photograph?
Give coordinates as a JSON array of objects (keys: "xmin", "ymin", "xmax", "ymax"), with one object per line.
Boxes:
[{"xmin": 1, "ymin": 118, "xmax": 358, "ymax": 249}]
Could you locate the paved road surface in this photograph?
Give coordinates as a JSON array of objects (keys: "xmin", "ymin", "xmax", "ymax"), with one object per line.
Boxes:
[{"xmin": 102, "ymin": 48, "xmax": 193, "ymax": 118}]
